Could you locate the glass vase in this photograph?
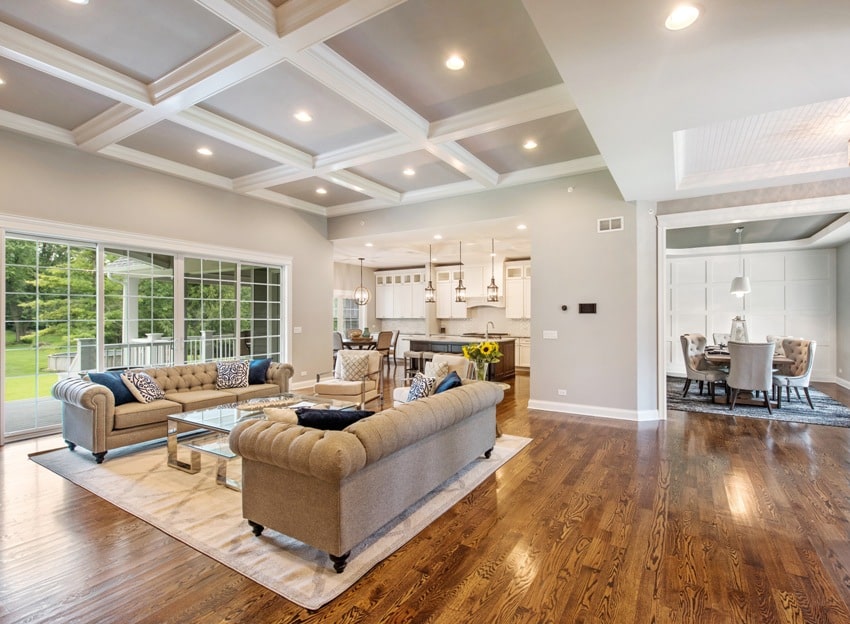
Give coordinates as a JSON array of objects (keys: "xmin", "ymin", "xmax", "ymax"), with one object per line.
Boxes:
[{"xmin": 475, "ymin": 361, "xmax": 488, "ymax": 381}]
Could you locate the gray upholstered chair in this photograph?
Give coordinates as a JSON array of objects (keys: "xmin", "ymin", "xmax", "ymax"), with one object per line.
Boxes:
[
  {"xmin": 773, "ymin": 339, "xmax": 816, "ymax": 409},
  {"xmin": 712, "ymin": 333, "xmax": 731, "ymax": 347},
  {"xmin": 332, "ymin": 331, "xmax": 344, "ymax": 365},
  {"xmin": 727, "ymin": 341, "xmax": 775, "ymax": 413},
  {"xmin": 680, "ymin": 333, "xmax": 727, "ymax": 400}
]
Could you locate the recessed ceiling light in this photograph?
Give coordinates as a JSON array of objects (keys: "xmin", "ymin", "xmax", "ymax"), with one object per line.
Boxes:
[
  {"xmin": 365, "ymin": 242, "xmax": 373, "ymax": 247},
  {"xmin": 0, "ymin": 77, "xmax": 5, "ymax": 86},
  {"xmin": 433, "ymin": 234, "xmax": 443, "ymax": 240},
  {"xmin": 403, "ymin": 168, "xmax": 415, "ymax": 176},
  {"xmin": 517, "ymin": 224, "xmax": 527, "ymax": 230},
  {"xmin": 316, "ymin": 187, "xmax": 327, "ymax": 195},
  {"xmin": 67, "ymin": 0, "xmax": 89, "ymax": 4},
  {"xmin": 294, "ymin": 110, "xmax": 312, "ymax": 122},
  {"xmin": 665, "ymin": 4, "xmax": 701, "ymax": 30},
  {"xmin": 445, "ymin": 54, "xmax": 465, "ymax": 71},
  {"xmin": 523, "ymin": 139, "xmax": 538, "ymax": 150},
  {"xmin": 196, "ymin": 147, "xmax": 213, "ymax": 156}
]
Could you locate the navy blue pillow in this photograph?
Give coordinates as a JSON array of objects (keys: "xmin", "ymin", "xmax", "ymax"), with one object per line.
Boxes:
[
  {"xmin": 89, "ymin": 371, "xmax": 137, "ymax": 406},
  {"xmin": 433, "ymin": 371, "xmax": 463, "ymax": 394},
  {"xmin": 295, "ymin": 408, "xmax": 374, "ymax": 431},
  {"xmin": 248, "ymin": 358, "xmax": 272, "ymax": 385}
]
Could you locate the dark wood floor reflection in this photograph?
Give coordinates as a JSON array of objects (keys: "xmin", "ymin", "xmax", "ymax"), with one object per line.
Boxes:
[{"xmin": 3, "ymin": 371, "xmax": 850, "ymax": 623}]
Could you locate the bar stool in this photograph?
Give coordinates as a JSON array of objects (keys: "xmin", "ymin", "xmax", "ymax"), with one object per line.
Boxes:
[
  {"xmin": 420, "ymin": 351, "xmax": 434, "ymax": 373},
  {"xmin": 403, "ymin": 351, "xmax": 422, "ymax": 379}
]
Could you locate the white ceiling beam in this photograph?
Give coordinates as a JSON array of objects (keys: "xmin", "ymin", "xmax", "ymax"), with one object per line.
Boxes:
[
  {"xmin": 323, "ymin": 170, "xmax": 401, "ymax": 203},
  {"xmin": 314, "ymin": 133, "xmax": 416, "ymax": 172},
  {"xmin": 0, "ymin": 23, "xmax": 150, "ymax": 106},
  {"xmin": 275, "ymin": 0, "xmax": 406, "ymax": 45},
  {"xmin": 192, "ymin": 0, "xmax": 279, "ymax": 46},
  {"xmin": 0, "ymin": 110, "xmax": 75, "ymax": 146},
  {"xmin": 234, "ymin": 165, "xmax": 311, "ymax": 193},
  {"xmin": 98, "ymin": 144, "xmax": 234, "ymax": 190},
  {"xmin": 497, "ymin": 155, "xmax": 608, "ymax": 187},
  {"xmin": 176, "ymin": 106, "xmax": 314, "ymax": 169},
  {"xmin": 428, "ymin": 84, "xmax": 577, "ymax": 143},
  {"xmin": 73, "ymin": 104, "xmax": 155, "ymax": 151},
  {"xmin": 245, "ymin": 188, "xmax": 328, "ymax": 216},
  {"xmin": 426, "ymin": 142, "xmax": 499, "ymax": 187}
]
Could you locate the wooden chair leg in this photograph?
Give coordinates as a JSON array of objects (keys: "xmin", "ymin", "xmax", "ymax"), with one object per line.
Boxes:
[
  {"xmin": 729, "ymin": 388, "xmax": 739, "ymax": 410},
  {"xmin": 698, "ymin": 380, "xmax": 704, "ymax": 395},
  {"xmin": 786, "ymin": 387, "xmax": 791, "ymax": 402},
  {"xmin": 804, "ymin": 387, "xmax": 814, "ymax": 409},
  {"xmin": 794, "ymin": 387, "xmax": 802, "ymax": 401},
  {"xmin": 776, "ymin": 385, "xmax": 782, "ymax": 408},
  {"xmin": 682, "ymin": 379, "xmax": 692, "ymax": 397},
  {"xmin": 764, "ymin": 390, "xmax": 772, "ymax": 414}
]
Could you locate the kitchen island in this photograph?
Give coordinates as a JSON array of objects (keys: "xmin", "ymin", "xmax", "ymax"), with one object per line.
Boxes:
[{"xmin": 408, "ymin": 337, "xmax": 516, "ymax": 381}]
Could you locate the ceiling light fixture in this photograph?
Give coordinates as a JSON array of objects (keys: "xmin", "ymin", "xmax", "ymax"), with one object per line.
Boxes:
[
  {"xmin": 67, "ymin": 0, "xmax": 89, "ymax": 4},
  {"xmin": 354, "ymin": 258, "xmax": 370, "ymax": 306},
  {"xmin": 445, "ymin": 54, "xmax": 465, "ymax": 71},
  {"xmin": 294, "ymin": 111, "xmax": 312, "ymax": 122},
  {"xmin": 196, "ymin": 147, "xmax": 213, "ymax": 156},
  {"xmin": 523, "ymin": 139, "xmax": 538, "ymax": 150},
  {"xmin": 487, "ymin": 238, "xmax": 499, "ymax": 302},
  {"xmin": 424, "ymin": 245, "xmax": 436, "ymax": 303},
  {"xmin": 729, "ymin": 226, "xmax": 751, "ymax": 298},
  {"xmin": 665, "ymin": 4, "xmax": 701, "ymax": 30},
  {"xmin": 0, "ymin": 77, "xmax": 5, "ymax": 86},
  {"xmin": 455, "ymin": 241, "xmax": 466, "ymax": 302},
  {"xmin": 517, "ymin": 224, "xmax": 527, "ymax": 230},
  {"xmin": 433, "ymin": 234, "xmax": 442, "ymax": 240},
  {"xmin": 365, "ymin": 242, "xmax": 373, "ymax": 247},
  {"xmin": 403, "ymin": 167, "xmax": 415, "ymax": 176},
  {"xmin": 316, "ymin": 187, "xmax": 327, "ymax": 195}
]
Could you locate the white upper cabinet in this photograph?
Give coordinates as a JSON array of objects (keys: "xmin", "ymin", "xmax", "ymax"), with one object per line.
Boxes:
[
  {"xmin": 375, "ymin": 269, "xmax": 426, "ymax": 319},
  {"xmin": 504, "ymin": 260, "xmax": 531, "ymax": 319}
]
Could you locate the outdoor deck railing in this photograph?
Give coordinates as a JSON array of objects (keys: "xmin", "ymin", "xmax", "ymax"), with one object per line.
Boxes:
[{"xmin": 72, "ymin": 332, "xmax": 238, "ymax": 371}]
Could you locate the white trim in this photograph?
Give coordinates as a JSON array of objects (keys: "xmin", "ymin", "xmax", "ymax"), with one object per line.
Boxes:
[
  {"xmin": 0, "ymin": 229, "xmax": 5, "ymax": 445},
  {"xmin": 528, "ymin": 399, "xmax": 661, "ymax": 421},
  {"xmin": 836, "ymin": 376, "xmax": 850, "ymax": 391}
]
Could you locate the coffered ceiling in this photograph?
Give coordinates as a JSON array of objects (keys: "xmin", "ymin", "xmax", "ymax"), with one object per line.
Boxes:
[{"xmin": 1, "ymin": 0, "xmax": 849, "ymax": 268}]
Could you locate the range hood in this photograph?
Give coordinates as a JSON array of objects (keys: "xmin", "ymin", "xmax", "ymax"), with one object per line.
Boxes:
[{"xmin": 465, "ymin": 296, "xmax": 505, "ymax": 309}]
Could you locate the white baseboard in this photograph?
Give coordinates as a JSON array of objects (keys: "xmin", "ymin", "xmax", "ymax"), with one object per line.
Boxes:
[
  {"xmin": 290, "ymin": 379, "xmax": 315, "ymax": 392},
  {"xmin": 836, "ymin": 376, "xmax": 850, "ymax": 391},
  {"xmin": 527, "ymin": 399, "xmax": 662, "ymax": 421}
]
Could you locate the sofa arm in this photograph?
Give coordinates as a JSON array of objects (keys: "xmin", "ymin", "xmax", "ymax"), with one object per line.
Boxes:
[
  {"xmin": 268, "ymin": 362, "xmax": 294, "ymax": 392},
  {"xmin": 52, "ymin": 376, "xmax": 116, "ymax": 456},
  {"xmin": 229, "ymin": 419, "xmax": 367, "ymax": 482},
  {"xmin": 52, "ymin": 376, "xmax": 115, "ymax": 414}
]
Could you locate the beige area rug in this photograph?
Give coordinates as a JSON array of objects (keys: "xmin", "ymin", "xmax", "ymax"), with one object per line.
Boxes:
[{"xmin": 30, "ymin": 434, "xmax": 531, "ymax": 610}]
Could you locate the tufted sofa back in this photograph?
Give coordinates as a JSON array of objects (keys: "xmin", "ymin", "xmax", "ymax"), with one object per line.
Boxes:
[{"xmin": 141, "ymin": 363, "xmax": 220, "ymax": 393}]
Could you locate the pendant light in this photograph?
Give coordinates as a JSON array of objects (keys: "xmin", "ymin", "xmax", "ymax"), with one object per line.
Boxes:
[
  {"xmin": 424, "ymin": 245, "xmax": 436, "ymax": 303},
  {"xmin": 354, "ymin": 257, "xmax": 370, "ymax": 305},
  {"xmin": 454, "ymin": 241, "xmax": 466, "ymax": 302},
  {"xmin": 486, "ymin": 238, "xmax": 499, "ymax": 301},
  {"xmin": 729, "ymin": 227, "xmax": 751, "ymax": 298}
]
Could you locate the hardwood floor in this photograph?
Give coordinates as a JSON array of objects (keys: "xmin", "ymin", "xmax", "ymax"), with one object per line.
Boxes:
[{"xmin": 3, "ymin": 372, "xmax": 850, "ymax": 623}]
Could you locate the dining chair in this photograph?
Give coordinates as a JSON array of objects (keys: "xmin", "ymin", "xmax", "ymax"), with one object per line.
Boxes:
[
  {"xmin": 680, "ymin": 333, "xmax": 727, "ymax": 400},
  {"xmin": 712, "ymin": 333, "xmax": 731, "ymax": 347},
  {"xmin": 773, "ymin": 339, "xmax": 816, "ymax": 409},
  {"xmin": 374, "ymin": 331, "xmax": 394, "ymax": 374},
  {"xmin": 389, "ymin": 329, "xmax": 400, "ymax": 367},
  {"xmin": 332, "ymin": 331, "xmax": 344, "ymax": 366},
  {"xmin": 727, "ymin": 341, "xmax": 775, "ymax": 413}
]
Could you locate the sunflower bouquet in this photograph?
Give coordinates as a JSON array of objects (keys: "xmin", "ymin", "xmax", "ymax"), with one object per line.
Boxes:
[{"xmin": 462, "ymin": 340, "xmax": 503, "ymax": 380}]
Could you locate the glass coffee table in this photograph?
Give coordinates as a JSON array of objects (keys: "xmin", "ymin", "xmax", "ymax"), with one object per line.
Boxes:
[{"xmin": 167, "ymin": 393, "xmax": 357, "ymax": 490}]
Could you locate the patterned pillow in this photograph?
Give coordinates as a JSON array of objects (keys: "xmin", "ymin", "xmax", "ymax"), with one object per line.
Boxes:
[
  {"xmin": 338, "ymin": 351, "xmax": 370, "ymax": 381},
  {"xmin": 216, "ymin": 360, "xmax": 250, "ymax": 389},
  {"xmin": 120, "ymin": 371, "xmax": 165, "ymax": 404},
  {"xmin": 407, "ymin": 372, "xmax": 437, "ymax": 402},
  {"xmin": 424, "ymin": 361, "xmax": 450, "ymax": 380}
]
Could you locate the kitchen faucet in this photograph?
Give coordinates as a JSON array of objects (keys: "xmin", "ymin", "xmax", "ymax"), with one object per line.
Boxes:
[{"xmin": 485, "ymin": 321, "xmax": 495, "ymax": 340}]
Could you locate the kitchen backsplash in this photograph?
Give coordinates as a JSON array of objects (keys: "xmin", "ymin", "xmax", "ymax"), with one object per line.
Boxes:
[{"xmin": 378, "ymin": 307, "xmax": 530, "ymax": 337}]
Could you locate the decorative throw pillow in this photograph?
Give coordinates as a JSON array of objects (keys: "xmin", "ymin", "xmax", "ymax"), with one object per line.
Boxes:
[
  {"xmin": 264, "ymin": 407, "xmax": 298, "ymax": 423},
  {"xmin": 120, "ymin": 370, "xmax": 165, "ymax": 404},
  {"xmin": 407, "ymin": 372, "xmax": 437, "ymax": 402},
  {"xmin": 338, "ymin": 351, "xmax": 370, "ymax": 381},
  {"xmin": 89, "ymin": 371, "xmax": 137, "ymax": 406},
  {"xmin": 248, "ymin": 358, "xmax": 272, "ymax": 384},
  {"xmin": 295, "ymin": 408, "xmax": 374, "ymax": 431},
  {"xmin": 424, "ymin": 361, "xmax": 450, "ymax": 380},
  {"xmin": 216, "ymin": 360, "xmax": 250, "ymax": 389},
  {"xmin": 433, "ymin": 371, "xmax": 463, "ymax": 394}
]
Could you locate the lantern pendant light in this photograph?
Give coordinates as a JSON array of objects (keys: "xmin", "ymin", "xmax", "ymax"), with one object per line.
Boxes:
[
  {"xmin": 354, "ymin": 257, "xmax": 370, "ymax": 305},
  {"xmin": 729, "ymin": 227, "xmax": 751, "ymax": 298},
  {"xmin": 486, "ymin": 238, "xmax": 499, "ymax": 302},
  {"xmin": 454, "ymin": 241, "xmax": 466, "ymax": 302},
  {"xmin": 424, "ymin": 245, "xmax": 436, "ymax": 303}
]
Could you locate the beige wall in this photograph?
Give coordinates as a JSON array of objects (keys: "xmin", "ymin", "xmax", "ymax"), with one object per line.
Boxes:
[
  {"xmin": 838, "ymin": 241, "xmax": 850, "ymax": 388},
  {"xmin": 0, "ymin": 130, "xmax": 333, "ymax": 387}
]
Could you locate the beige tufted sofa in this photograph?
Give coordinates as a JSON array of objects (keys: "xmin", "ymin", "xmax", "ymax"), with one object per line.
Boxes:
[
  {"xmin": 52, "ymin": 361, "xmax": 294, "ymax": 463},
  {"xmin": 228, "ymin": 379, "xmax": 502, "ymax": 573}
]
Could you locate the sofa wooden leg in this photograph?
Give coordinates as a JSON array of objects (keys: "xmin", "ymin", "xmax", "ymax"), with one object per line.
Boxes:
[
  {"xmin": 65, "ymin": 440, "xmax": 76, "ymax": 451},
  {"xmin": 484, "ymin": 447, "xmax": 493, "ymax": 459},
  {"xmin": 92, "ymin": 451, "xmax": 107, "ymax": 464},
  {"xmin": 330, "ymin": 552, "xmax": 350, "ymax": 573},
  {"xmin": 248, "ymin": 520, "xmax": 265, "ymax": 536}
]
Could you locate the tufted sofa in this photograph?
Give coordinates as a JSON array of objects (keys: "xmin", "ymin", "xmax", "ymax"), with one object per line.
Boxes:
[
  {"xmin": 228, "ymin": 379, "xmax": 502, "ymax": 573},
  {"xmin": 52, "ymin": 361, "xmax": 294, "ymax": 463}
]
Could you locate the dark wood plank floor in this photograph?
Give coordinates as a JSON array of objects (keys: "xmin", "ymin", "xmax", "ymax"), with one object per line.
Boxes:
[{"xmin": 3, "ymin": 372, "xmax": 850, "ymax": 623}]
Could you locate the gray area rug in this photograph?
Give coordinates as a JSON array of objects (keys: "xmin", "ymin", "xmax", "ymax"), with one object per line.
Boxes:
[
  {"xmin": 667, "ymin": 376, "xmax": 850, "ymax": 427},
  {"xmin": 30, "ymin": 434, "xmax": 531, "ymax": 610}
]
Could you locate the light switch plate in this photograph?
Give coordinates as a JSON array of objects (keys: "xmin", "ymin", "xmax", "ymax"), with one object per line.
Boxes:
[{"xmin": 542, "ymin": 330, "xmax": 558, "ymax": 339}]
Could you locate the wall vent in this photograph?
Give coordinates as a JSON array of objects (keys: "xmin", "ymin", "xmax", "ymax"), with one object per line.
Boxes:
[{"xmin": 597, "ymin": 216, "xmax": 624, "ymax": 233}]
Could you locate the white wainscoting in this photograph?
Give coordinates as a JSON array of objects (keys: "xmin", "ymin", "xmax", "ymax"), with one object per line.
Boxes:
[{"xmin": 667, "ymin": 249, "xmax": 835, "ymax": 381}]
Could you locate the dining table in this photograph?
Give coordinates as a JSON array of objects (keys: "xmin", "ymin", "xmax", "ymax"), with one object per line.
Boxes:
[
  {"xmin": 342, "ymin": 337, "xmax": 377, "ymax": 350},
  {"xmin": 703, "ymin": 346, "xmax": 793, "ymax": 407}
]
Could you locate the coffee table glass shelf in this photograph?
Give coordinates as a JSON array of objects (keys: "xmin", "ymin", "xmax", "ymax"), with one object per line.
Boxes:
[{"xmin": 167, "ymin": 393, "xmax": 357, "ymax": 490}]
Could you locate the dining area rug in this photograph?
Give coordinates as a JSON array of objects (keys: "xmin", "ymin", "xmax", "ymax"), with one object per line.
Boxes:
[
  {"xmin": 666, "ymin": 376, "xmax": 850, "ymax": 427},
  {"xmin": 29, "ymin": 434, "xmax": 531, "ymax": 610}
]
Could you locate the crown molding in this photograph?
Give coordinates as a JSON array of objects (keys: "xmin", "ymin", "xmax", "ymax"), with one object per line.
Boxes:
[
  {"xmin": 245, "ymin": 188, "xmax": 328, "ymax": 216},
  {"xmin": 323, "ymin": 170, "xmax": 400, "ymax": 203},
  {"xmin": 426, "ymin": 141, "xmax": 499, "ymax": 187},
  {"xmin": 194, "ymin": 0, "xmax": 279, "ymax": 45},
  {"xmin": 498, "ymin": 156, "xmax": 608, "ymax": 186},
  {"xmin": 314, "ymin": 132, "xmax": 414, "ymax": 172},
  {"xmin": 98, "ymin": 144, "xmax": 234, "ymax": 190},
  {"xmin": 234, "ymin": 164, "xmax": 313, "ymax": 193},
  {"xmin": 0, "ymin": 110, "xmax": 75, "ymax": 146}
]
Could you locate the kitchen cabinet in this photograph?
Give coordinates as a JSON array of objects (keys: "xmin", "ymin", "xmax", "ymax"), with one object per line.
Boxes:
[
  {"xmin": 504, "ymin": 260, "xmax": 531, "ymax": 319},
  {"xmin": 517, "ymin": 338, "xmax": 530, "ymax": 368},
  {"xmin": 375, "ymin": 269, "xmax": 425, "ymax": 319},
  {"xmin": 435, "ymin": 269, "xmax": 467, "ymax": 319},
  {"xmin": 408, "ymin": 337, "xmax": 516, "ymax": 380}
]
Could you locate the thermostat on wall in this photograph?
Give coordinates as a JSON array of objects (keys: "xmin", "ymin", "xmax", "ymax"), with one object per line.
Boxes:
[{"xmin": 578, "ymin": 303, "xmax": 597, "ymax": 314}]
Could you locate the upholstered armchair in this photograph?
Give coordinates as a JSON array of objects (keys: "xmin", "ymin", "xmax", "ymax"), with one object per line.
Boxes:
[
  {"xmin": 727, "ymin": 341, "xmax": 775, "ymax": 413},
  {"xmin": 332, "ymin": 331, "xmax": 344, "ymax": 366},
  {"xmin": 314, "ymin": 349, "xmax": 383, "ymax": 409},
  {"xmin": 680, "ymin": 333, "xmax": 727, "ymax": 400},
  {"xmin": 773, "ymin": 339, "xmax": 817, "ymax": 409}
]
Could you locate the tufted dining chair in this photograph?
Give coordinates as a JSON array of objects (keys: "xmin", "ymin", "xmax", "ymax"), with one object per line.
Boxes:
[
  {"xmin": 727, "ymin": 341, "xmax": 775, "ymax": 413},
  {"xmin": 773, "ymin": 339, "xmax": 817, "ymax": 409},
  {"xmin": 712, "ymin": 333, "xmax": 731, "ymax": 347},
  {"xmin": 680, "ymin": 333, "xmax": 727, "ymax": 400}
]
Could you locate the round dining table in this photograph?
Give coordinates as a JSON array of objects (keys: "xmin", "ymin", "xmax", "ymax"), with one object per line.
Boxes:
[{"xmin": 342, "ymin": 337, "xmax": 377, "ymax": 350}]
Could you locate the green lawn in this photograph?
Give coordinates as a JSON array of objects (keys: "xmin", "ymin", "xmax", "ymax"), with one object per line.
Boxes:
[{"xmin": 5, "ymin": 331, "xmax": 68, "ymax": 400}]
